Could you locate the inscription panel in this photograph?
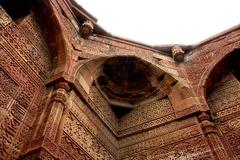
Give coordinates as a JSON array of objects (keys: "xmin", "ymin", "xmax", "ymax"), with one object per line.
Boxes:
[
  {"xmin": 219, "ymin": 117, "xmax": 240, "ymax": 159},
  {"xmin": 208, "ymin": 74, "xmax": 240, "ymax": 121},
  {"xmin": 0, "ymin": 8, "xmax": 51, "ymax": 160},
  {"xmin": 89, "ymin": 86, "xmax": 118, "ymax": 132},
  {"xmin": 70, "ymin": 92, "xmax": 118, "ymax": 156},
  {"xmin": 18, "ymin": 12, "xmax": 52, "ymax": 78},
  {"xmin": 60, "ymin": 133, "xmax": 92, "ymax": 160},
  {"xmin": 63, "ymin": 113, "xmax": 116, "ymax": 160},
  {"xmin": 119, "ymin": 98, "xmax": 175, "ymax": 133},
  {"xmin": 119, "ymin": 121, "xmax": 214, "ymax": 159},
  {"xmin": 146, "ymin": 135, "xmax": 214, "ymax": 160},
  {"xmin": 208, "ymin": 73, "xmax": 240, "ymax": 159},
  {"xmin": 119, "ymin": 116, "xmax": 199, "ymax": 148}
]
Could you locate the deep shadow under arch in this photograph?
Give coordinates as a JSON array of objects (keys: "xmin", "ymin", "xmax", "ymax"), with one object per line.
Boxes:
[
  {"xmin": 75, "ymin": 55, "xmax": 179, "ymax": 118},
  {"xmin": 206, "ymin": 49, "xmax": 240, "ymax": 159},
  {"xmin": 205, "ymin": 49, "xmax": 240, "ymax": 97}
]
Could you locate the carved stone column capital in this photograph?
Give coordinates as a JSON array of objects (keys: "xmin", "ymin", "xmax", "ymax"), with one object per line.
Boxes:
[
  {"xmin": 200, "ymin": 119, "xmax": 218, "ymax": 134},
  {"xmin": 80, "ymin": 20, "xmax": 94, "ymax": 39},
  {"xmin": 54, "ymin": 81, "xmax": 71, "ymax": 91},
  {"xmin": 198, "ymin": 111, "xmax": 210, "ymax": 121},
  {"xmin": 198, "ymin": 112, "xmax": 217, "ymax": 134},
  {"xmin": 50, "ymin": 82, "xmax": 71, "ymax": 104},
  {"xmin": 171, "ymin": 45, "xmax": 185, "ymax": 62}
]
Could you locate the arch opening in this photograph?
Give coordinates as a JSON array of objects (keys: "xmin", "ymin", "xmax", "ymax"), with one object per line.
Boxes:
[
  {"xmin": 1, "ymin": 0, "xmax": 36, "ymax": 22},
  {"xmin": 206, "ymin": 49, "xmax": 240, "ymax": 159},
  {"xmin": 206, "ymin": 49, "xmax": 240, "ymax": 97},
  {"xmin": 76, "ymin": 56, "xmax": 178, "ymax": 118}
]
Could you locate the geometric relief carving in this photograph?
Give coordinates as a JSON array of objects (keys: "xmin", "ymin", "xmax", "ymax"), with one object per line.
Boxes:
[
  {"xmin": 208, "ymin": 73, "xmax": 240, "ymax": 119},
  {"xmin": 0, "ymin": 12, "xmax": 48, "ymax": 160},
  {"xmin": 63, "ymin": 113, "xmax": 116, "ymax": 160},
  {"xmin": 3, "ymin": 0, "xmax": 240, "ymax": 159},
  {"xmin": 120, "ymin": 130, "xmax": 214, "ymax": 160},
  {"xmin": 0, "ymin": 68, "xmax": 24, "ymax": 159},
  {"xmin": 119, "ymin": 113, "xmax": 176, "ymax": 137},
  {"xmin": 70, "ymin": 96, "xmax": 118, "ymax": 156},
  {"xmin": 0, "ymin": 68, "xmax": 19, "ymax": 109},
  {"xmin": 18, "ymin": 13, "xmax": 52, "ymax": 79},
  {"xmin": 147, "ymin": 135, "xmax": 214, "ymax": 160},
  {"xmin": 60, "ymin": 133, "xmax": 92, "ymax": 160},
  {"xmin": 2, "ymin": 16, "xmax": 51, "ymax": 82},
  {"xmin": 219, "ymin": 117, "xmax": 240, "ymax": 159},
  {"xmin": 14, "ymin": 124, "xmax": 30, "ymax": 154},
  {"xmin": 119, "ymin": 124, "xmax": 202, "ymax": 159},
  {"xmin": 89, "ymin": 86, "xmax": 118, "ymax": 131},
  {"xmin": 0, "ymin": 6, "xmax": 12, "ymax": 27},
  {"xmin": 0, "ymin": 39, "xmax": 38, "ymax": 108},
  {"xmin": 57, "ymin": 148, "xmax": 75, "ymax": 160},
  {"xmin": 0, "ymin": 68, "xmax": 18, "ymax": 98},
  {"xmin": 119, "ymin": 98, "xmax": 174, "ymax": 132},
  {"xmin": 0, "ymin": 111, "xmax": 21, "ymax": 159},
  {"xmin": 208, "ymin": 73, "xmax": 240, "ymax": 159},
  {"xmin": 10, "ymin": 101, "xmax": 27, "ymax": 122},
  {"xmin": 0, "ymin": 88, "xmax": 12, "ymax": 110},
  {"xmin": 119, "ymin": 116, "xmax": 199, "ymax": 148}
]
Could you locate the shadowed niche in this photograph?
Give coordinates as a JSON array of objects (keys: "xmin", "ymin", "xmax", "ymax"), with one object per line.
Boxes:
[
  {"xmin": 206, "ymin": 49, "xmax": 240, "ymax": 96},
  {"xmin": 1, "ymin": 0, "xmax": 36, "ymax": 21},
  {"xmin": 95, "ymin": 56, "xmax": 172, "ymax": 118}
]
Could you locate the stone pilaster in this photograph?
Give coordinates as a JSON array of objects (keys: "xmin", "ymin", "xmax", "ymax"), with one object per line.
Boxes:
[
  {"xmin": 198, "ymin": 112, "xmax": 230, "ymax": 160},
  {"xmin": 44, "ymin": 82, "xmax": 70, "ymax": 140},
  {"xmin": 20, "ymin": 81, "xmax": 71, "ymax": 159}
]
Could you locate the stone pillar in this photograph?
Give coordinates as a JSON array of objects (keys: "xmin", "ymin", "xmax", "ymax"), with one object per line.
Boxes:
[
  {"xmin": 44, "ymin": 82, "xmax": 70, "ymax": 140},
  {"xmin": 198, "ymin": 112, "xmax": 229, "ymax": 160},
  {"xmin": 21, "ymin": 81, "xmax": 71, "ymax": 159}
]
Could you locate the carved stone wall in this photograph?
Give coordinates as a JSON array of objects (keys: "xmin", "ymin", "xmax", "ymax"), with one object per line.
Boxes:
[
  {"xmin": 89, "ymin": 86, "xmax": 119, "ymax": 133},
  {"xmin": 62, "ymin": 91, "xmax": 118, "ymax": 159},
  {"xmin": 119, "ymin": 116, "xmax": 214, "ymax": 159},
  {"xmin": 119, "ymin": 98, "xmax": 175, "ymax": 136},
  {"xmin": 208, "ymin": 73, "xmax": 240, "ymax": 159},
  {"xmin": 0, "ymin": 6, "xmax": 51, "ymax": 160},
  {"xmin": 1, "ymin": 0, "xmax": 240, "ymax": 159}
]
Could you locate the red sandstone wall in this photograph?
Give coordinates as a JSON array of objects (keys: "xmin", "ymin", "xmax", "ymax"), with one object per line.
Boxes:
[
  {"xmin": 0, "ymin": 7, "xmax": 51, "ymax": 159},
  {"xmin": 1, "ymin": 0, "xmax": 240, "ymax": 159},
  {"xmin": 208, "ymin": 73, "xmax": 240, "ymax": 159}
]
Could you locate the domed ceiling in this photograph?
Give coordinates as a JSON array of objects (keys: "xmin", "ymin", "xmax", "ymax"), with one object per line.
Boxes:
[{"xmin": 95, "ymin": 56, "xmax": 177, "ymax": 118}]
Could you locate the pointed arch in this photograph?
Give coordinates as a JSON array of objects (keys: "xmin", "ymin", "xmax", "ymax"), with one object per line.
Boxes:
[
  {"xmin": 197, "ymin": 47, "xmax": 240, "ymax": 98},
  {"xmin": 37, "ymin": 0, "xmax": 71, "ymax": 79}
]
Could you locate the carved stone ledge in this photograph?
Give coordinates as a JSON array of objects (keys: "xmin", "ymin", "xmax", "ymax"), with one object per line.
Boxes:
[
  {"xmin": 80, "ymin": 20, "xmax": 94, "ymax": 39},
  {"xmin": 171, "ymin": 45, "xmax": 185, "ymax": 62}
]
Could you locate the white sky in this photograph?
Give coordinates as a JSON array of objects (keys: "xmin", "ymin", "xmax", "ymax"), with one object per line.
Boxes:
[{"xmin": 76, "ymin": 0, "xmax": 240, "ymax": 45}]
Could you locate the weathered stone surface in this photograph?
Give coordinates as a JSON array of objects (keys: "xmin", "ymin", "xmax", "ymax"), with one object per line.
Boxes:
[{"xmin": 0, "ymin": 0, "xmax": 240, "ymax": 159}]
